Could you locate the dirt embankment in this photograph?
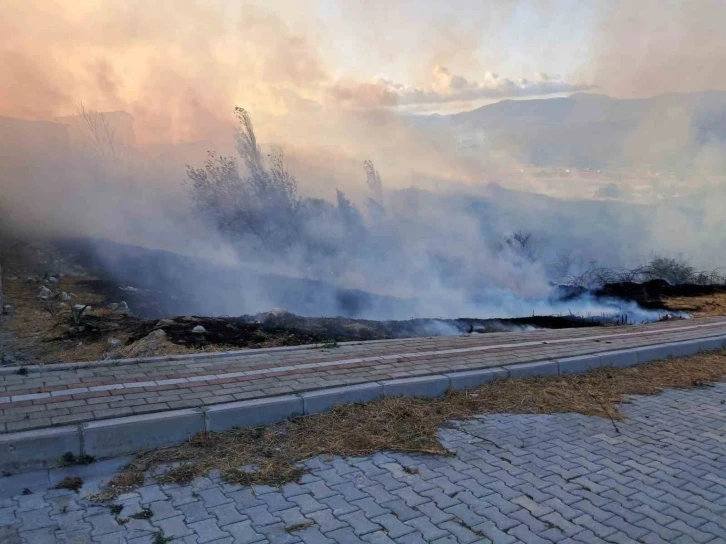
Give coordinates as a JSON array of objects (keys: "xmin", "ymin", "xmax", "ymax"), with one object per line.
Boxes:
[
  {"xmin": 595, "ymin": 279, "xmax": 726, "ymax": 314},
  {"xmin": 0, "ymin": 243, "xmax": 602, "ymax": 364},
  {"xmin": 2, "ymin": 240, "xmax": 724, "ymax": 365}
]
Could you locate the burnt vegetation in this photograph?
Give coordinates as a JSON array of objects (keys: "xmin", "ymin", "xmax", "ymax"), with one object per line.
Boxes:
[{"xmin": 126, "ymin": 313, "xmax": 606, "ymax": 350}]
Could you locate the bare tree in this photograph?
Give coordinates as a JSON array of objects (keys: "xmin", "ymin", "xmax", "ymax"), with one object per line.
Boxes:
[
  {"xmin": 501, "ymin": 230, "xmax": 537, "ymax": 262},
  {"xmin": 187, "ymin": 108, "xmax": 300, "ymax": 250},
  {"xmin": 363, "ymin": 160, "xmax": 385, "ymax": 221},
  {"xmin": 76, "ymin": 103, "xmax": 119, "ymax": 162},
  {"xmin": 364, "ymin": 160, "xmax": 383, "ymax": 205}
]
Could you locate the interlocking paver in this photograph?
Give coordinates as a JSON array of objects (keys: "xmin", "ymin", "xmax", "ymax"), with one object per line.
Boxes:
[{"xmin": 1, "ymin": 380, "xmax": 725, "ymax": 544}]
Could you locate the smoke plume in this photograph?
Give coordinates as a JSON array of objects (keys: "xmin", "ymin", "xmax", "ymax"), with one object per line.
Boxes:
[{"xmin": 2, "ymin": 0, "xmax": 726, "ymax": 320}]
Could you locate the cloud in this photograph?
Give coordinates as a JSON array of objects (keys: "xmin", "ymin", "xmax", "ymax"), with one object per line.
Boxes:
[{"xmin": 329, "ymin": 66, "xmax": 590, "ymax": 108}]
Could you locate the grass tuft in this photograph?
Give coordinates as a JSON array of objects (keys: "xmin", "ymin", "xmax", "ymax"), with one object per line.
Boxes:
[{"xmin": 55, "ymin": 476, "xmax": 83, "ymax": 493}]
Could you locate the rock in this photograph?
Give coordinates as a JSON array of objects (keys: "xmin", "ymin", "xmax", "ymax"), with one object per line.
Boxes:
[
  {"xmin": 124, "ymin": 329, "xmax": 169, "ymax": 358},
  {"xmin": 3, "ymin": 304, "xmax": 14, "ymax": 315},
  {"xmin": 192, "ymin": 325, "xmax": 207, "ymax": 334},
  {"xmin": 104, "ymin": 337, "xmax": 123, "ymax": 360},
  {"xmin": 61, "ymin": 292, "xmax": 71, "ymax": 302},
  {"xmin": 47, "ymin": 277, "xmax": 58, "ymax": 283},
  {"xmin": 154, "ymin": 319, "xmax": 175, "ymax": 329},
  {"xmin": 1, "ymin": 353, "xmax": 19, "ymax": 366},
  {"xmin": 108, "ymin": 301, "xmax": 129, "ymax": 314},
  {"xmin": 73, "ymin": 304, "xmax": 90, "ymax": 312},
  {"xmin": 37, "ymin": 286, "xmax": 52, "ymax": 300},
  {"xmin": 255, "ymin": 307, "xmax": 290, "ymax": 321}
]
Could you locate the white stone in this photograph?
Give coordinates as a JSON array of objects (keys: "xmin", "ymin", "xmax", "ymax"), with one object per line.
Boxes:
[{"xmin": 37, "ymin": 286, "xmax": 52, "ymax": 300}]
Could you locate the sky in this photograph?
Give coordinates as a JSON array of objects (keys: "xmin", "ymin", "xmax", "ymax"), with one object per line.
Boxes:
[{"xmin": 1, "ymin": 0, "xmax": 725, "ymax": 145}]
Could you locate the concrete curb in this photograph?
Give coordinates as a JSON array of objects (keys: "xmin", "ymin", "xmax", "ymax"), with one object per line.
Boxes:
[
  {"xmin": 0, "ymin": 426, "xmax": 80, "ymax": 472},
  {"xmin": 446, "ymin": 367, "xmax": 509, "ymax": 390},
  {"xmin": 2, "ymin": 336, "xmax": 726, "ymax": 472},
  {"xmin": 556, "ymin": 354, "xmax": 603, "ymax": 375},
  {"xmin": 504, "ymin": 360, "xmax": 559, "ymax": 378},
  {"xmin": 382, "ymin": 375, "xmax": 451, "ymax": 398},
  {"xmin": 301, "ymin": 383, "xmax": 383, "ymax": 415},
  {"xmin": 82, "ymin": 409, "xmax": 206, "ymax": 458},
  {"xmin": 206, "ymin": 395, "xmax": 303, "ymax": 432}
]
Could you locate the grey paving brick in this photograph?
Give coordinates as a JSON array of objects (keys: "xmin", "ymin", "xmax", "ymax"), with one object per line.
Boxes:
[
  {"xmin": 295, "ymin": 526, "xmax": 335, "ymax": 544},
  {"xmin": 666, "ymin": 520, "xmax": 714, "ymax": 543},
  {"xmin": 511, "ymin": 495, "xmax": 554, "ymax": 517},
  {"xmin": 254, "ymin": 522, "xmax": 302, "ymax": 544},
  {"xmin": 371, "ymin": 513, "xmax": 416, "ymax": 538},
  {"xmin": 212, "ymin": 503, "xmax": 246, "ymax": 527},
  {"xmin": 405, "ymin": 516, "xmax": 448, "ymax": 542},
  {"xmin": 179, "ymin": 501, "xmax": 213, "ymax": 523},
  {"xmin": 330, "ymin": 482, "xmax": 368, "ymax": 502},
  {"xmin": 350, "ymin": 498, "xmax": 390, "ymax": 519},
  {"xmin": 244, "ymin": 505, "xmax": 280, "ymax": 526},
  {"xmin": 326, "ymin": 527, "xmax": 366, "ymax": 544},
  {"xmin": 600, "ymin": 516, "xmax": 649, "ymax": 541},
  {"xmin": 541, "ymin": 511, "xmax": 584, "ymax": 536},
  {"xmin": 381, "ymin": 498, "xmax": 421, "ymax": 521},
  {"xmin": 260, "ymin": 493, "xmax": 297, "ymax": 513},
  {"xmin": 361, "ymin": 531, "xmax": 397, "ymax": 544},
  {"xmin": 339, "ymin": 510, "xmax": 383, "ymax": 536},
  {"xmin": 149, "ymin": 500, "xmax": 179, "ymax": 519},
  {"xmin": 473, "ymin": 505, "xmax": 518, "ymax": 531},
  {"xmin": 153, "ymin": 515, "xmax": 195, "ymax": 539},
  {"xmin": 507, "ymin": 524, "xmax": 552, "ymax": 544},
  {"xmin": 303, "ymin": 481, "xmax": 338, "ymax": 500},
  {"xmin": 188, "ymin": 518, "xmax": 231, "ymax": 543},
  {"xmin": 307, "ymin": 508, "xmax": 348, "ymax": 533},
  {"xmin": 634, "ymin": 517, "xmax": 684, "ymax": 541},
  {"xmin": 437, "ymin": 520, "xmax": 481, "ymax": 544},
  {"xmin": 361, "ymin": 485, "xmax": 397, "ymax": 505},
  {"xmin": 319, "ymin": 494, "xmax": 358, "ymax": 516},
  {"xmin": 393, "ymin": 487, "xmax": 430, "ymax": 507}
]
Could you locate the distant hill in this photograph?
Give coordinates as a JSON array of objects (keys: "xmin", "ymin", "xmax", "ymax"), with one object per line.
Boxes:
[{"xmin": 418, "ymin": 91, "xmax": 726, "ymax": 173}]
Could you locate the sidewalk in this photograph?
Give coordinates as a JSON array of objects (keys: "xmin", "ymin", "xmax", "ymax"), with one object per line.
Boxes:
[{"xmin": 2, "ymin": 316, "xmax": 726, "ymax": 470}]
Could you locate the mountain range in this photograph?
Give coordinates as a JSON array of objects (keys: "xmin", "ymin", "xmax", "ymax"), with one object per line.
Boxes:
[{"xmin": 417, "ymin": 91, "xmax": 726, "ymax": 173}]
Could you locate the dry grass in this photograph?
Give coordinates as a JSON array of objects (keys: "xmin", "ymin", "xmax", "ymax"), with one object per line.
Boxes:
[
  {"xmin": 55, "ymin": 476, "xmax": 84, "ymax": 493},
  {"xmin": 2, "ymin": 273, "xmax": 123, "ymax": 363},
  {"xmin": 90, "ymin": 350, "xmax": 726, "ymax": 501},
  {"xmin": 664, "ymin": 293, "xmax": 726, "ymax": 317},
  {"xmin": 2, "ymin": 266, "xmax": 271, "ymax": 364}
]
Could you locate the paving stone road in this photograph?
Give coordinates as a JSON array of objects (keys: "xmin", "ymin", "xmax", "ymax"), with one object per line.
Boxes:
[{"xmin": 1, "ymin": 381, "xmax": 725, "ymax": 543}]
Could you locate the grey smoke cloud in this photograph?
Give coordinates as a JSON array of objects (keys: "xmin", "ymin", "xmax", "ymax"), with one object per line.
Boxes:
[{"xmin": 2, "ymin": 0, "xmax": 726, "ymax": 324}]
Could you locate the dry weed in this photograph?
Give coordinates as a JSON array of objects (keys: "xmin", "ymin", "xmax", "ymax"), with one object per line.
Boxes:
[{"xmin": 664, "ymin": 293, "xmax": 726, "ymax": 317}]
